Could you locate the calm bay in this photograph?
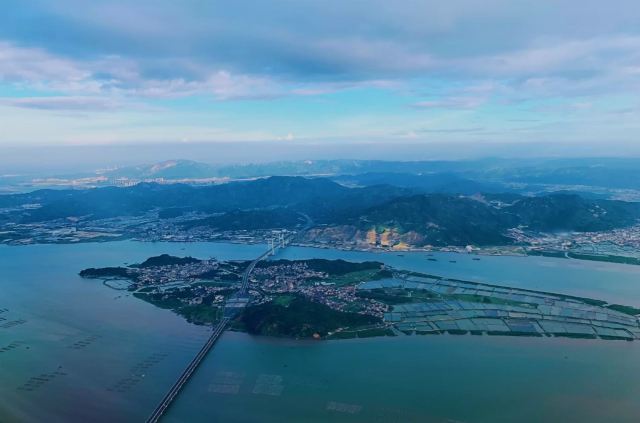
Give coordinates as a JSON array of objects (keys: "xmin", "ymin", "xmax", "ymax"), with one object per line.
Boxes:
[{"xmin": 2, "ymin": 241, "xmax": 640, "ymax": 422}]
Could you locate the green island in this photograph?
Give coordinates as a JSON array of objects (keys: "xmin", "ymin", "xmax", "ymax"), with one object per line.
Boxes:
[
  {"xmin": 79, "ymin": 266, "xmax": 138, "ymax": 280},
  {"xmin": 132, "ymin": 254, "xmax": 202, "ymax": 268},
  {"xmin": 80, "ymin": 254, "xmax": 640, "ymax": 341}
]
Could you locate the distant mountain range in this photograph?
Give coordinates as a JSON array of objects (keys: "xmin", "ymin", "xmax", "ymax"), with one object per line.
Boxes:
[
  {"xmin": 5, "ymin": 158, "xmax": 640, "ymax": 203},
  {"xmin": 0, "ymin": 176, "xmax": 409, "ymax": 223},
  {"xmin": 334, "ymin": 172, "xmax": 506, "ymax": 195},
  {"xmin": 97, "ymin": 157, "xmax": 640, "ymax": 191},
  {"xmin": 2, "ymin": 176, "xmax": 639, "ymax": 246},
  {"xmin": 100, "ymin": 160, "xmax": 219, "ymax": 179},
  {"xmin": 94, "ymin": 158, "xmax": 493, "ymax": 182}
]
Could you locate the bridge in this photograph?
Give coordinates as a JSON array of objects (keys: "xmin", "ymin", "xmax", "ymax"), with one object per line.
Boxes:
[
  {"xmin": 145, "ymin": 221, "xmax": 309, "ymax": 423},
  {"xmin": 241, "ymin": 231, "xmax": 291, "ymax": 294},
  {"xmin": 145, "ymin": 317, "xmax": 229, "ymax": 423}
]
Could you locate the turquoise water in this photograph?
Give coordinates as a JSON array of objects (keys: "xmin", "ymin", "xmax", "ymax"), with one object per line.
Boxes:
[
  {"xmin": 278, "ymin": 247, "xmax": 640, "ymax": 306},
  {"xmin": 166, "ymin": 332, "xmax": 640, "ymax": 423},
  {"xmin": 2, "ymin": 241, "xmax": 640, "ymax": 422},
  {"xmin": 0, "ymin": 242, "xmax": 265, "ymax": 422}
]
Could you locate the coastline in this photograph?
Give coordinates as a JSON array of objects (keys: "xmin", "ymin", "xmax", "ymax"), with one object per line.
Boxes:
[{"xmin": 4, "ymin": 232, "xmax": 640, "ymax": 267}]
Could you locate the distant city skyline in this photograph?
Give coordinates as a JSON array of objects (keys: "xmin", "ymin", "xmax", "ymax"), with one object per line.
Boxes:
[{"xmin": 1, "ymin": 1, "xmax": 639, "ymax": 148}]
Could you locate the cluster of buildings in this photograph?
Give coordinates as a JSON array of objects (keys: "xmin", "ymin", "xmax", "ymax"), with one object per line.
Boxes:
[
  {"xmin": 248, "ymin": 261, "xmax": 389, "ymax": 318},
  {"xmin": 0, "ymin": 219, "xmax": 123, "ymax": 245},
  {"xmin": 0, "ymin": 207, "xmax": 293, "ymax": 246},
  {"xmin": 508, "ymin": 224, "xmax": 640, "ymax": 256},
  {"xmin": 125, "ymin": 260, "xmax": 246, "ymax": 309},
  {"xmin": 251, "ymin": 261, "xmax": 326, "ymax": 292},
  {"xmin": 117, "ymin": 256, "xmax": 389, "ymax": 320},
  {"xmin": 297, "ymin": 284, "xmax": 388, "ymax": 318},
  {"xmin": 133, "ymin": 260, "xmax": 222, "ymax": 286}
]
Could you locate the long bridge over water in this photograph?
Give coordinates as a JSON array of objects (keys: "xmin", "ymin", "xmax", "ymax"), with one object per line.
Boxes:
[{"xmin": 145, "ymin": 228, "xmax": 302, "ymax": 423}]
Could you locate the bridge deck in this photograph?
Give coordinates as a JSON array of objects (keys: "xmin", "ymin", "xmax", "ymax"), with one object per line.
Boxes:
[
  {"xmin": 144, "ymin": 233, "xmax": 299, "ymax": 422},
  {"xmin": 147, "ymin": 229, "xmax": 312, "ymax": 423},
  {"xmin": 146, "ymin": 317, "xmax": 230, "ymax": 423}
]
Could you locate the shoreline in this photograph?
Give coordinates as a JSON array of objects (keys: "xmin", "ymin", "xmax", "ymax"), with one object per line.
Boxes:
[
  {"xmin": 4, "ymin": 235, "xmax": 640, "ymax": 267},
  {"xmin": 82, "ymin": 255, "xmax": 640, "ymax": 343}
]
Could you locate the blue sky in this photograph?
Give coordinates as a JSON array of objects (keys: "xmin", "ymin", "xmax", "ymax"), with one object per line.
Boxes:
[{"xmin": 1, "ymin": 0, "xmax": 639, "ymax": 147}]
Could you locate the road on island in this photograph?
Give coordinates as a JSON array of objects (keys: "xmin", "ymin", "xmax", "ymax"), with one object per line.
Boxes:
[{"xmin": 146, "ymin": 214, "xmax": 313, "ymax": 423}]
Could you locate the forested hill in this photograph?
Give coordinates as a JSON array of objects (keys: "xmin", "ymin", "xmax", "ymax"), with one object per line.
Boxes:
[
  {"xmin": 2, "ymin": 176, "xmax": 639, "ymax": 246},
  {"xmin": 340, "ymin": 193, "xmax": 640, "ymax": 246},
  {"xmin": 1, "ymin": 176, "xmax": 410, "ymax": 223}
]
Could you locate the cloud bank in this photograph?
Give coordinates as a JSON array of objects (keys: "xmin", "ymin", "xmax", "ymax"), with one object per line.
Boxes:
[{"xmin": 0, "ymin": 0, "xmax": 638, "ymax": 146}]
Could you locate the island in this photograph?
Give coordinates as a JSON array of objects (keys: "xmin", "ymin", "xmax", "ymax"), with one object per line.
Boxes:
[{"xmin": 80, "ymin": 254, "xmax": 640, "ymax": 341}]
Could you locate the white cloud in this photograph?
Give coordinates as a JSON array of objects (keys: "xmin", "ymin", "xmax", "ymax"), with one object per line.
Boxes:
[
  {"xmin": 464, "ymin": 35, "xmax": 640, "ymax": 77},
  {"xmin": 412, "ymin": 96, "xmax": 487, "ymax": 110},
  {"xmin": 2, "ymin": 96, "xmax": 121, "ymax": 111},
  {"xmin": 205, "ymin": 71, "xmax": 283, "ymax": 100},
  {"xmin": 3, "ymin": 31, "xmax": 640, "ymax": 109},
  {"xmin": 0, "ymin": 41, "xmax": 98, "ymax": 90},
  {"xmin": 0, "ymin": 40, "xmax": 405, "ymax": 106}
]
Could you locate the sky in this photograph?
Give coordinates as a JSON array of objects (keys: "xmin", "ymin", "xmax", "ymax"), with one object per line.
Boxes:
[{"xmin": 1, "ymin": 0, "xmax": 640, "ymax": 151}]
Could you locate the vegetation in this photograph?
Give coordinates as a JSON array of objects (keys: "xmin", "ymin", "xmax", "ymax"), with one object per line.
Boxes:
[
  {"xmin": 79, "ymin": 266, "xmax": 137, "ymax": 280},
  {"xmin": 487, "ymin": 331, "xmax": 543, "ymax": 337},
  {"xmin": 320, "ymin": 269, "xmax": 386, "ymax": 287},
  {"xmin": 183, "ymin": 208, "xmax": 303, "ymax": 230},
  {"xmin": 354, "ymin": 327, "xmax": 396, "ymax": 338},
  {"xmin": 567, "ymin": 252, "xmax": 640, "ymax": 266},
  {"xmin": 325, "ymin": 331, "xmax": 358, "ymax": 339},
  {"xmin": 357, "ymin": 286, "xmax": 536, "ymax": 308},
  {"xmin": 606, "ymin": 304, "xmax": 640, "ymax": 316},
  {"xmin": 352, "ymin": 194, "xmax": 514, "ymax": 246},
  {"xmin": 526, "ymin": 250, "xmax": 568, "ymax": 259},
  {"xmin": 528, "ymin": 250, "xmax": 640, "ymax": 266},
  {"xmin": 453, "ymin": 293, "xmax": 536, "ymax": 308},
  {"xmin": 552, "ymin": 333, "xmax": 598, "ymax": 339},
  {"xmin": 158, "ymin": 207, "xmax": 190, "ymax": 219},
  {"xmin": 357, "ymin": 289, "xmax": 415, "ymax": 304},
  {"xmin": 508, "ymin": 194, "xmax": 640, "ymax": 232},
  {"xmin": 132, "ymin": 254, "xmax": 201, "ymax": 268},
  {"xmin": 357, "ymin": 288, "xmax": 436, "ymax": 304},
  {"xmin": 306, "ymin": 259, "xmax": 383, "ymax": 275},
  {"xmin": 9, "ymin": 176, "xmax": 639, "ymax": 247},
  {"xmin": 599, "ymin": 335, "xmax": 633, "ymax": 341},
  {"xmin": 133, "ymin": 291, "xmax": 223, "ymax": 325},
  {"xmin": 272, "ymin": 295, "xmax": 296, "ymax": 306},
  {"xmin": 196, "ymin": 261, "xmax": 247, "ymax": 281},
  {"xmin": 241, "ymin": 295, "xmax": 380, "ymax": 338},
  {"xmin": 257, "ymin": 259, "xmax": 388, "ymax": 287},
  {"xmin": 258, "ymin": 258, "xmax": 383, "ymax": 275},
  {"xmin": 326, "ymin": 327, "xmax": 395, "ymax": 339},
  {"xmin": 133, "ymin": 292, "xmax": 182, "ymax": 309},
  {"xmin": 177, "ymin": 305, "xmax": 221, "ymax": 325},
  {"xmin": 349, "ymin": 193, "xmax": 640, "ymax": 246},
  {"xmin": 404, "ymin": 269, "xmax": 610, "ymax": 308}
]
